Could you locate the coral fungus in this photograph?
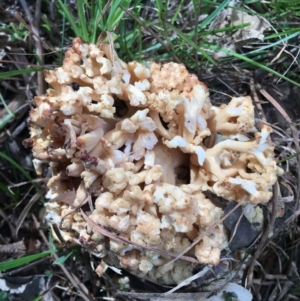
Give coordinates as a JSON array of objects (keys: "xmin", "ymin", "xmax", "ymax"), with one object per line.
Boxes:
[{"xmin": 26, "ymin": 37, "xmax": 282, "ymax": 285}]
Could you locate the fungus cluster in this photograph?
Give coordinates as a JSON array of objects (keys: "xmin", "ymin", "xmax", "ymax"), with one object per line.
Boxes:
[{"xmin": 26, "ymin": 37, "xmax": 282, "ymax": 285}]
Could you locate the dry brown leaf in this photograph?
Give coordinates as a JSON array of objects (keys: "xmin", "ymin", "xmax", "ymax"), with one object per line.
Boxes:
[{"xmin": 208, "ymin": 0, "xmax": 269, "ymax": 58}]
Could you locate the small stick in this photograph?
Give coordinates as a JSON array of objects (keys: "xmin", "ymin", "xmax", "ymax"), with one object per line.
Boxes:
[
  {"xmin": 119, "ymin": 5, "xmax": 181, "ymax": 64},
  {"xmin": 163, "ymin": 197, "xmax": 246, "ymax": 269},
  {"xmin": 250, "ymin": 77, "xmax": 271, "ymax": 144},
  {"xmin": 17, "ymin": 0, "xmax": 45, "ymax": 94},
  {"xmin": 81, "ymin": 209, "xmax": 198, "ymax": 264},
  {"xmin": 14, "ymin": 13, "xmax": 57, "ymax": 57},
  {"xmin": 32, "ymin": 214, "xmax": 93, "ymax": 301},
  {"xmin": 259, "ymin": 87, "xmax": 300, "ymax": 212},
  {"xmin": 243, "ymin": 182, "xmax": 279, "ymax": 288}
]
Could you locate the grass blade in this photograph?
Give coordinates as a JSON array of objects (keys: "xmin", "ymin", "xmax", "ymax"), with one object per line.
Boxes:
[
  {"xmin": 279, "ymin": 151, "xmax": 300, "ymax": 163},
  {"xmin": 0, "ymin": 152, "xmax": 32, "ymax": 182},
  {"xmin": 167, "ymin": 23, "xmax": 217, "ymax": 65},
  {"xmin": 56, "ymin": 0, "xmax": 80, "ymax": 37},
  {"xmin": 168, "ymin": 23, "xmax": 300, "ymax": 88},
  {"xmin": 0, "ymin": 67, "xmax": 43, "ymax": 80},
  {"xmin": 0, "ymin": 183, "xmax": 18, "ymax": 202},
  {"xmin": 90, "ymin": 0, "xmax": 103, "ymax": 43},
  {"xmin": 77, "ymin": 0, "xmax": 88, "ymax": 41},
  {"xmin": 265, "ymin": 28, "xmax": 300, "ymax": 39},
  {"xmin": 15, "ymin": 188, "xmax": 46, "ymax": 235},
  {"xmin": 246, "ymin": 31, "xmax": 300, "ymax": 55},
  {"xmin": 53, "ymin": 251, "xmax": 73, "ymax": 265},
  {"xmin": 0, "ymin": 249, "xmax": 57, "ymax": 272},
  {"xmin": 0, "ymin": 92, "xmax": 17, "ymax": 130},
  {"xmin": 171, "ymin": 0, "xmax": 184, "ymax": 25},
  {"xmin": 197, "ymin": 0, "xmax": 232, "ymax": 31},
  {"xmin": 201, "ymin": 42, "xmax": 300, "ymax": 88},
  {"xmin": 107, "ymin": 0, "xmax": 131, "ymax": 30}
]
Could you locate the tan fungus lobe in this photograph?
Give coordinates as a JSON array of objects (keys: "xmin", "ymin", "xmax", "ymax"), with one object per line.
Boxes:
[{"xmin": 28, "ymin": 37, "xmax": 282, "ymax": 285}]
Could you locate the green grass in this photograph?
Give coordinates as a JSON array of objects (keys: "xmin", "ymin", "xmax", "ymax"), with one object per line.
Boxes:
[
  {"xmin": 0, "ymin": 93, "xmax": 14, "ymax": 131},
  {"xmin": 0, "ymin": 22, "xmax": 29, "ymax": 41},
  {"xmin": 3, "ymin": 0, "xmax": 298, "ymax": 87},
  {"xmin": 0, "ymin": 249, "xmax": 57, "ymax": 272},
  {"xmin": 52, "ymin": 250, "xmax": 73, "ymax": 265},
  {"xmin": 0, "ymin": 67, "xmax": 44, "ymax": 80},
  {"xmin": 0, "ymin": 145, "xmax": 39, "ymax": 206},
  {"xmin": 2, "ymin": 0, "xmax": 300, "ymax": 84},
  {"xmin": 108, "ymin": 0, "xmax": 300, "ymax": 88},
  {"xmin": 0, "ymin": 183, "xmax": 18, "ymax": 203},
  {"xmin": 56, "ymin": 0, "xmax": 132, "ymax": 43},
  {"xmin": 0, "ymin": 152, "xmax": 33, "ymax": 182}
]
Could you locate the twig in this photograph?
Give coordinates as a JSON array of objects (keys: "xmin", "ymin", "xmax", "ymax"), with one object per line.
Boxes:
[
  {"xmin": 117, "ymin": 291, "xmax": 223, "ymax": 301},
  {"xmin": 0, "ymin": 209, "xmax": 17, "ymax": 241},
  {"xmin": 217, "ymin": 77, "xmax": 240, "ymax": 95},
  {"xmin": 31, "ymin": 214, "xmax": 93, "ymax": 301},
  {"xmin": 96, "ymin": 0, "xmax": 112, "ymax": 27},
  {"xmin": 275, "ymin": 47, "xmax": 300, "ymax": 84},
  {"xmin": 163, "ymin": 197, "xmax": 246, "ymax": 269},
  {"xmin": 81, "ymin": 209, "xmax": 198, "ymax": 264},
  {"xmin": 251, "ymin": 78, "xmax": 272, "ymax": 145},
  {"xmin": 261, "ymin": 208, "xmax": 300, "ymax": 253},
  {"xmin": 119, "ymin": 5, "xmax": 181, "ymax": 64},
  {"xmin": 158, "ymin": 3, "xmax": 179, "ymax": 64},
  {"xmin": 258, "ymin": 87, "xmax": 300, "ymax": 213},
  {"xmin": 0, "ymin": 59, "xmax": 43, "ymax": 67},
  {"xmin": 161, "ymin": 265, "xmax": 211, "ymax": 297},
  {"xmin": 228, "ymin": 206, "xmax": 247, "ymax": 246},
  {"xmin": 243, "ymin": 182, "xmax": 279, "ymax": 288},
  {"xmin": 15, "ymin": 188, "xmax": 46, "ymax": 235},
  {"xmin": 14, "ymin": 185, "xmax": 34, "ymax": 208},
  {"xmin": 193, "ymin": 1, "xmax": 202, "ymax": 74},
  {"xmin": 256, "ymin": 86, "xmax": 300, "ymax": 293},
  {"xmin": 18, "ymin": 0, "xmax": 45, "ymax": 94},
  {"xmin": 14, "ymin": 13, "xmax": 57, "ymax": 57},
  {"xmin": 8, "ymin": 178, "xmax": 48, "ymax": 189}
]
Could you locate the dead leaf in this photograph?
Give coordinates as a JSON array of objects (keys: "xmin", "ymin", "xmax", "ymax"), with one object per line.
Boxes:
[
  {"xmin": 224, "ymin": 202, "xmax": 259, "ymax": 251},
  {"xmin": 0, "ymin": 275, "xmax": 55, "ymax": 301},
  {"xmin": 49, "ymin": 190, "xmax": 76, "ymax": 206},
  {"xmin": 117, "ymin": 282, "xmax": 253, "ymax": 301},
  {"xmin": 208, "ymin": 0, "xmax": 269, "ymax": 59}
]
